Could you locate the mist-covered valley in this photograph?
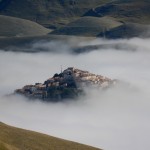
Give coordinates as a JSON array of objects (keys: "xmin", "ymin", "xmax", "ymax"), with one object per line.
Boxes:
[{"xmin": 0, "ymin": 38, "xmax": 150, "ymax": 150}]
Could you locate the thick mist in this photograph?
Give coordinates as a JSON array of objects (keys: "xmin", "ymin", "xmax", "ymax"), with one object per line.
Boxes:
[{"xmin": 0, "ymin": 38, "xmax": 150, "ymax": 150}]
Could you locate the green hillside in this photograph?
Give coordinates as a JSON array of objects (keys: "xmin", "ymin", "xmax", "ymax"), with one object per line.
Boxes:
[
  {"xmin": 0, "ymin": 0, "xmax": 112, "ymax": 28},
  {"xmin": 0, "ymin": 0, "xmax": 149, "ymax": 40},
  {"xmin": 0, "ymin": 15, "xmax": 51, "ymax": 37},
  {"xmin": 51, "ymin": 16, "xmax": 123, "ymax": 36},
  {"xmin": 104, "ymin": 23, "xmax": 150, "ymax": 39},
  {"xmin": 0, "ymin": 122, "xmax": 101, "ymax": 150},
  {"xmin": 51, "ymin": 0, "xmax": 150, "ymax": 37},
  {"xmin": 84, "ymin": 0, "xmax": 150, "ymax": 24}
]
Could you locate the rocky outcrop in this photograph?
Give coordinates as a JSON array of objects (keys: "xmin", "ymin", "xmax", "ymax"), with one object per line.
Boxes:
[{"xmin": 15, "ymin": 67, "xmax": 116, "ymax": 102}]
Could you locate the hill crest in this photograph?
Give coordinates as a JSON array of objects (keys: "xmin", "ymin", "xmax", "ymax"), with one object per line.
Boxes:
[{"xmin": 0, "ymin": 122, "xmax": 101, "ymax": 150}]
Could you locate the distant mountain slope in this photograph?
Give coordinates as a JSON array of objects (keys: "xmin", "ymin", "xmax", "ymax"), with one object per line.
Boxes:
[
  {"xmin": 103, "ymin": 23, "xmax": 150, "ymax": 39},
  {"xmin": 0, "ymin": 15, "xmax": 51, "ymax": 37},
  {"xmin": 51, "ymin": 16, "xmax": 123, "ymax": 36},
  {"xmin": 0, "ymin": 0, "xmax": 112, "ymax": 28},
  {"xmin": 51, "ymin": 0, "xmax": 150, "ymax": 38},
  {"xmin": 84, "ymin": 0, "xmax": 150, "ymax": 24},
  {"xmin": 0, "ymin": 0, "xmax": 149, "ymax": 39},
  {"xmin": 0, "ymin": 122, "xmax": 101, "ymax": 150}
]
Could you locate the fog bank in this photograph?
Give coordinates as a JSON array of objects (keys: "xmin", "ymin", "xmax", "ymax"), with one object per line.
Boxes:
[{"xmin": 0, "ymin": 38, "xmax": 150, "ymax": 150}]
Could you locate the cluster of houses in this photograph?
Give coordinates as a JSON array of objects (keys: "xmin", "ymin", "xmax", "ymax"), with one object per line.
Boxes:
[
  {"xmin": 15, "ymin": 67, "xmax": 116, "ymax": 101},
  {"xmin": 67, "ymin": 67, "xmax": 115, "ymax": 87}
]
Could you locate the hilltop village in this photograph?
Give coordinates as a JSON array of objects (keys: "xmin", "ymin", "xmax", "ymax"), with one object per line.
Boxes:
[{"xmin": 15, "ymin": 67, "xmax": 117, "ymax": 101}]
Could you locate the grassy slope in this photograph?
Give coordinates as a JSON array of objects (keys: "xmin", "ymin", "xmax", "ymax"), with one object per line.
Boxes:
[
  {"xmin": 0, "ymin": 15, "xmax": 51, "ymax": 37},
  {"xmin": 0, "ymin": 122, "xmax": 101, "ymax": 150},
  {"xmin": 84, "ymin": 0, "xmax": 150, "ymax": 24},
  {"xmin": 51, "ymin": 16, "xmax": 123, "ymax": 36},
  {"xmin": 0, "ymin": 0, "xmax": 112, "ymax": 28},
  {"xmin": 52, "ymin": 0, "xmax": 150, "ymax": 37},
  {"xmin": 104, "ymin": 23, "xmax": 150, "ymax": 39},
  {"xmin": 0, "ymin": 0, "xmax": 149, "ymax": 39}
]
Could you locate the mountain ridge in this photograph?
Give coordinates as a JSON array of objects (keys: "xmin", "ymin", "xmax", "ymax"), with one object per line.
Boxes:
[
  {"xmin": 0, "ymin": 0, "xmax": 112, "ymax": 28},
  {"xmin": 0, "ymin": 0, "xmax": 149, "ymax": 48}
]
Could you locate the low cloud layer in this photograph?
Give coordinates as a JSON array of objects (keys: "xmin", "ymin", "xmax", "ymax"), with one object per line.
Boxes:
[{"xmin": 0, "ymin": 38, "xmax": 150, "ymax": 150}]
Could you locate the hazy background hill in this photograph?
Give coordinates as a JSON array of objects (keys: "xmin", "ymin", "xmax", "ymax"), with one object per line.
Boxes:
[
  {"xmin": 0, "ymin": 0, "xmax": 150, "ymax": 49},
  {"xmin": 0, "ymin": 15, "xmax": 51, "ymax": 37},
  {"xmin": 0, "ymin": 122, "xmax": 101, "ymax": 150},
  {"xmin": 0, "ymin": 0, "xmax": 112, "ymax": 29},
  {"xmin": 84, "ymin": 0, "xmax": 150, "ymax": 24},
  {"xmin": 51, "ymin": 16, "xmax": 123, "ymax": 36},
  {"xmin": 51, "ymin": 0, "xmax": 150, "ymax": 37}
]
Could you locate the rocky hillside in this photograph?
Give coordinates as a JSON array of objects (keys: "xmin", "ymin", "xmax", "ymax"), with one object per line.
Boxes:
[
  {"xmin": 15, "ymin": 67, "xmax": 116, "ymax": 101},
  {"xmin": 0, "ymin": 122, "xmax": 101, "ymax": 150}
]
